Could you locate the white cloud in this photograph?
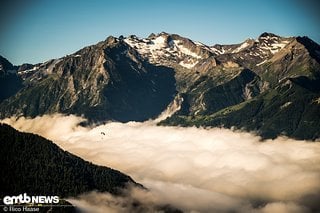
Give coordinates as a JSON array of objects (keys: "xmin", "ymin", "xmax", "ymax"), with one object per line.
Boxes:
[{"xmin": 2, "ymin": 114, "xmax": 320, "ymax": 212}]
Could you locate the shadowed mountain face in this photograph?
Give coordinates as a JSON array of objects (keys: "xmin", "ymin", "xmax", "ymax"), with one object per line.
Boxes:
[
  {"xmin": 0, "ymin": 56, "xmax": 23, "ymax": 102},
  {"xmin": 0, "ymin": 32, "xmax": 319, "ymax": 139},
  {"xmin": 102, "ymin": 41, "xmax": 176, "ymax": 122}
]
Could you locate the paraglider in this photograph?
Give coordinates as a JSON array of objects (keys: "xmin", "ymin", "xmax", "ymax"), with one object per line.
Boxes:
[{"xmin": 99, "ymin": 131, "xmax": 106, "ymax": 141}]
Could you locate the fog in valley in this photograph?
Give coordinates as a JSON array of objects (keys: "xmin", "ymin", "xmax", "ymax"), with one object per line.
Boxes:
[{"xmin": 3, "ymin": 114, "xmax": 320, "ymax": 212}]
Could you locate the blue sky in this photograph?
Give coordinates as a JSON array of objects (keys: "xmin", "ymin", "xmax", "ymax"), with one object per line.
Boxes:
[{"xmin": 0, "ymin": 0, "xmax": 319, "ymax": 65}]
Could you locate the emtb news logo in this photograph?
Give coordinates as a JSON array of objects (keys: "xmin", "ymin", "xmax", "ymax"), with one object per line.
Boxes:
[{"xmin": 3, "ymin": 193, "xmax": 59, "ymax": 205}]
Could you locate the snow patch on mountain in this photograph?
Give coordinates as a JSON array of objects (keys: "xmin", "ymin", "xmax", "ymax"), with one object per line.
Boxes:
[
  {"xmin": 179, "ymin": 60, "xmax": 198, "ymax": 69},
  {"xmin": 232, "ymin": 41, "xmax": 251, "ymax": 53},
  {"xmin": 256, "ymin": 59, "xmax": 268, "ymax": 66},
  {"xmin": 17, "ymin": 66, "xmax": 39, "ymax": 80},
  {"xmin": 173, "ymin": 40, "xmax": 202, "ymax": 59},
  {"xmin": 124, "ymin": 34, "xmax": 206, "ymax": 68},
  {"xmin": 258, "ymin": 36, "xmax": 290, "ymax": 55},
  {"xmin": 280, "ymin": 102, "xmax": 292, "ymax": 109},
  {"xmin": 17, "ymin": 58, "xmax": 62, "ymax": 81},
  {"xmin": 210, "ymin": 47, "xmax": 225, "ymax": 55}
]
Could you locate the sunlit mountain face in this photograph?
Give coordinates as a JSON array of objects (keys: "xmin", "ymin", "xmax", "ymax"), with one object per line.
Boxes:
[{"xmin": 1, "ymin": 31, "xmax": 320, "ymax": 212}]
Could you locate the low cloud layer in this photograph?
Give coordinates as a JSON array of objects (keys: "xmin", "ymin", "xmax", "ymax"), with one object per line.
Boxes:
[{"xmin": 2, "ymin": 114, "xmax": 320, "ymax": 212}]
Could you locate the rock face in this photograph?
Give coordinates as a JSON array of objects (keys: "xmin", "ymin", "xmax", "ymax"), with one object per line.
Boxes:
[{"xmin": 0, "ymin": 32, "xmax": 320, "ymax": 139}]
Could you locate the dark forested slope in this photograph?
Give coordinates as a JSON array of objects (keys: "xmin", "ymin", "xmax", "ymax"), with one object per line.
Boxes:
[{"xmin": 0, "ymin": 123, "xmax": 137, "ymax": 198}]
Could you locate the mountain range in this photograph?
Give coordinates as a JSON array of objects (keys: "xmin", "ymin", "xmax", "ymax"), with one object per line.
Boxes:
[{"xmin": 1, "ymin": 32, "xmax": 319, "ymax": 140}]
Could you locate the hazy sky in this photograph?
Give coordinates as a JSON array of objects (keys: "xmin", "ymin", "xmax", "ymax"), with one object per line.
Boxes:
[{"xmin": 1, "ymin": 0, "xmax": 319, "ymax": 64}]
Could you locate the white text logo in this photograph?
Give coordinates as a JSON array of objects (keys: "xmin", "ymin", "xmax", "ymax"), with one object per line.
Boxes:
[{"xmin": 3, "ymin": 193, "xmax": 59, "ymax": 205}]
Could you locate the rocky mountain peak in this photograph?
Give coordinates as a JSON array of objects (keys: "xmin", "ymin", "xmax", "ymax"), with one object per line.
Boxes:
[
  {"xmin": 123, "ymin": 32, "xmax": 213, "ymax": 69},
  {"xmin": 259, "ymin": 32, "xmax": 280, "ymax": 39},
  {"xmin": 105, "ymin": 35, "xmax": 119, "ymax": 45},
  {"xmin": 296, "ymin": 36, "xmax": 320, "ymax": 63},
  {"xmin": 148, "ymin": 33, "xmax": 156, "ymax": 39},
  {"xmin": 0, "ymin": 55, "xmax": 23, "ymax": 102},
  {"xmin": 0, "ymin": 56, "xmax": 15, "ymax": 74}
]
